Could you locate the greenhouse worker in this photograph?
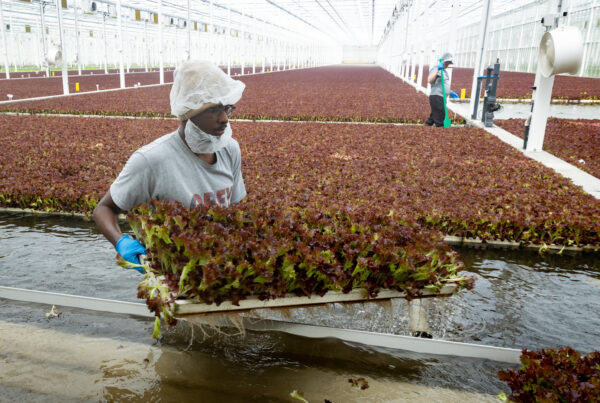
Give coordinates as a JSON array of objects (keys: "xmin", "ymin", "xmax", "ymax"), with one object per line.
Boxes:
[
  {"xmin": 424, "ymin": 52, "xmax": 459, "ymax": 127},
  {"xmin": 93, "ymin": 60, "xmax": 247, "ymax": 273}
]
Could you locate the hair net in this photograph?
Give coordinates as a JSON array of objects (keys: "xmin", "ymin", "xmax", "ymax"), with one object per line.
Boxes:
[
  {"xmin": 170, "ymin": 60, "xmax": 246, "ymax": 120},
  {"xmin": 441, "ymin": 52, "xmax": 454, "ymax": 64}
]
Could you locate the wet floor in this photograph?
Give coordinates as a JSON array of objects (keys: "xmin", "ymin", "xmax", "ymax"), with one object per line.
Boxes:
[{"xmin": 1, "ymin": 212, "xmax": 599, "ymax": 401}]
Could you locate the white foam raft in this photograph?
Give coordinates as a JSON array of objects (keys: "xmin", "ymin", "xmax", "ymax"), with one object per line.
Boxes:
[{"xmin": 172, "ymin": 282, "xmax": 459, "ymax": 316}]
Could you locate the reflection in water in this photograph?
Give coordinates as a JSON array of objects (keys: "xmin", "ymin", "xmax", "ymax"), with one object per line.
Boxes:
[{"xmin": 1, "ymin": 212, "xmax": 599, "ymax": 400}]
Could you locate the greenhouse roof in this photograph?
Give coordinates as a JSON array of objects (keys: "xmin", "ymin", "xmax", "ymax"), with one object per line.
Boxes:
[{"xmin": 0, "ymin": 0, "xmax": 549, "ymax": 47}]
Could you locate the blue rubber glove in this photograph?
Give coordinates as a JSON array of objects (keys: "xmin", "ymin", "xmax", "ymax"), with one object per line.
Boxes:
[
  {"xmin": 450, "ymin": 91, "xmax": 459, "ymax": 99},
  {"xmin": 437, "ymin": 61, "xmax": 444, "ymax": 71},
  {"xmin": 115, "ymin": 234, "xmax": 146, "ymax": 274}
]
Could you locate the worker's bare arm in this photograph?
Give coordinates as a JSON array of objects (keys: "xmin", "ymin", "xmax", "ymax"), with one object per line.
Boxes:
[
  {"xmin": 427, "ymin": 69, "xmax": 438, "ymax": 84},
  {"xmin": 93, "ymin": 191, "xmax": 124, "ymax": 247}
]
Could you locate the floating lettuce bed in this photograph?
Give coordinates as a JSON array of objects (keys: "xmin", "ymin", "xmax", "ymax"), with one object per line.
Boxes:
[
  {"xmin": 421, "ymin": 67, "xmax": 600, "ymax": 101},
  {"xmin": 496, "ymin": 118, "xmax": 600, "ymax": 180},
  {"xmin": 128, "ymin": 200, "xmax": 474, "ymax": 335},
  {"xmin": 1, "ymin": 116, "xmax": 599, "ymax": 247},
  {"xmin": 498, "ymin": 347, "xmax": 600, "ymax": 402},
  {"xmin": 0, "ymin": 66, "xmax": 458, "ymax": 123}
]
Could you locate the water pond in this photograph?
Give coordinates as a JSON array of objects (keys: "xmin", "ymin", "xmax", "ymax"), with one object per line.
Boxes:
[{"xmin": 1, "ymin": 212, "xmax": 598, "ymax": 401}]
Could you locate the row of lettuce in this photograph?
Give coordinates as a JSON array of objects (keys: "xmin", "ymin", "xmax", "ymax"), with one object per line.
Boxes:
[
  {"xmin": 1, "ymin": 115, "xmax": 598, "ymax": 248},
  {"xmin": 2, "ymin": 65, "xmax": 598, "ymax": 105},
  {"xmin": 0, "ymin": 66, "xmax": 454, "ymax": 123},
  {"xmin": 496, "ymin": 118, "xmax": 600, "ymax": 180},
  {"xmin": 420, "ymin": 66, "xmax": 599, "ymax": 101}
]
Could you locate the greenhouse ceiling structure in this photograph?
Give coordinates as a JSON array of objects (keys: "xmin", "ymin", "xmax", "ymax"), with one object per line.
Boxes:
[{"xmin": 0, "ymin": 0, "xmax": 598, "ymax": 79}]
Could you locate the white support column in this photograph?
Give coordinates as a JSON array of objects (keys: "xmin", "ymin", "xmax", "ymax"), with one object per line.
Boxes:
[
  {"xmin": 447, "ymin": 0, "xmax": 460, "ymax": 85},
  {"xmin": 417, "ymin": 50, "xmax": 424, "ymax": 88},
  {"xmin": 526, "ymin": 0, "xmax": 563, "ymax": 152},
  {"xmin": 0, "ymin": 0, "xmax": 9, "ymax": 79},
  {"xmin": 117, "ymin": 0, "xmax": 125, "ymax": 88},
  {"xmin": 124, "ymin": 11, "xmax": 129, "ymax": 73},
  {"xmin": 144, "ymin": 19, "xmax": 149, "ymax": 72},
  {"xmin": 270, "ymin": 38, "xmax": 273, "ymax": 71},
  {"xmin": 468, "ymin": 0, "xmax": 492, "ymax": 115},
  {"xmin": 526, "ymin": 72, "xmax": 554, "ymax": 151},
  {"xmin": 102, "ymin": 13, "xmax": 108, "ymax": 73},
  {"xmin": 241, "ymin": 26, "xmax": 245, "ymax": 75},
  {"xmin": 186, "ymin": 0, "xmax": 191, "ymax": 60},
  {"xmin": 56, "ymin": 0, "xmax": 69, "ymax": 94},
  {"xmin": 261, "ymin": 28, "xmax": 267, "ymax": 73},
  {"xmin": 73, "ymin": 0, "xmax": 81, "ymax": 75},
  {"xmin": 40, "ymin": 2, "xmax": 49, "ymax": 77},
  {"xmin": 252, "ymin": 29, "xmax": 256, "ymax": 73},
  {"xmin": 158, "ymin": 0, "xmax": 164, "ymax": 84},
  {"xmin": 209, "ymin": 0, "xmax": 214, "ymax": 63},
  {"xmin": 227, "ymin": 0, "xmax": 231, "ymax": 75}
]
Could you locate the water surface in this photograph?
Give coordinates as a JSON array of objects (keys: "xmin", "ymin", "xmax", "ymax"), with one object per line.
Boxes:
[{"xmin": 1, "ymin": 212, "xmax": 599, "ymax": 401}]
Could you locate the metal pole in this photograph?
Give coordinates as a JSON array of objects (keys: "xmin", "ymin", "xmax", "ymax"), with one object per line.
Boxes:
[
  {"xmin": 209, "ymin": 0, "xmax": 213, "ymax": 62},
  {"xmin": 124, "ymin": 10, "xmax": 129, "ymax": 73},
  {"xmin": 117, "ymin": 0, "xmax": 125, "ymax": 88},
  {"xmin": 187, "ymin": 0, "xmax": 191, "ymax": 60},
  {"xmin": 468, "ymin": 0, "xmax": 492, "ymax": 118},
  {"xmin": 227, "ymin": 0, "xmax": 231, "ymax": 76},
  {"xmin": 261, "ymin": 30, "xmax": 265, "ymax": 72},
  {"xmin": 144, "ymin": 19, "xmax": 148, "ymax": 72},
  {"xmin": 252, "ymin": 29, "xmax": 256, "ymax": 74},
  {"xmin": 0, "ymin": 0, "xmax": 10, "ymax": 79},
  {"xmin": 158, "ymin": 0, "xmax": 164, "ymax": 84},
  {"xmin": 73, "ymin": 0, "xmax": 81, "ymax": 75},
  {"xmin": 57, "ymin": 0, "xmax": 69, "ymax": 94},
  {"xmin": 102, "ymin": 12, "xmax": 108, "ymax": 73},
  {"xmin": 40, "ymin": 2, "xmax": 49, "ymax": 77}
]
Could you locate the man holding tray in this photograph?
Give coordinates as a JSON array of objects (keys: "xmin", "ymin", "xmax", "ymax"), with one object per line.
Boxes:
[{"xmin": 93, "ymin": 60, "xmax": 247, "ymax": 273}]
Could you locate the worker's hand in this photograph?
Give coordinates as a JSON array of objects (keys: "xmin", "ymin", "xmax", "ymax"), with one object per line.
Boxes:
[
  {"xmin": 115, "ymin": 234, "xmax": 146, "ymax": 274},
  {"xmin": 450, "ymin": 91, "xmax": 459, "ymax": 99},
  {"xmin": 437, "ymin": 61, "xmax": 444, "ymax": 71}
]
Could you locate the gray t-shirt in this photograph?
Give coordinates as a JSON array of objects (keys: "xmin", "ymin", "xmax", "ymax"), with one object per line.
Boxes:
[
  {"xmin": 110, "ymin": 131, "xmax": 246, "ymax": 211},
  {"xmin": 428, "ymin": 67, "xmax": 451, "ymax": 97}
]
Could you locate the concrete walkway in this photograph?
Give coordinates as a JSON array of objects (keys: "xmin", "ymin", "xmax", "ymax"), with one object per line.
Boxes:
[{"xmin": 405, "ymin": 79, "xmax": 600, "ymax": 200}]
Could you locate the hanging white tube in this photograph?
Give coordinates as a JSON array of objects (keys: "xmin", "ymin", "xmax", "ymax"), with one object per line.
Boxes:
[
  {"xmin": 468, "ymin": 0, "xmax": 492, "ymax": 116},
  {"xmin": 56, "ymin": 0, "xmax": 69, "ymax": 94},
  {"xmin": 0, "ymin": 0, "xmax": 9, "ymax": 79}
]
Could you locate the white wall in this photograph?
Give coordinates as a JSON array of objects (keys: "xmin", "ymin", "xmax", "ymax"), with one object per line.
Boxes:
[{"xmin": 342, "ymin": 46, "xmax": 376, "ymax": 64}]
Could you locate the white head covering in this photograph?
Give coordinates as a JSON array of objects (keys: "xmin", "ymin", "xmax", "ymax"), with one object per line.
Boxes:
[
  {"xmin": 170, "ymin": 60, "xmax": 245, "ymax": 121},
  {"xmin": 441, "ymin": 52, "xmax": 454, "ymax": 64}
]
